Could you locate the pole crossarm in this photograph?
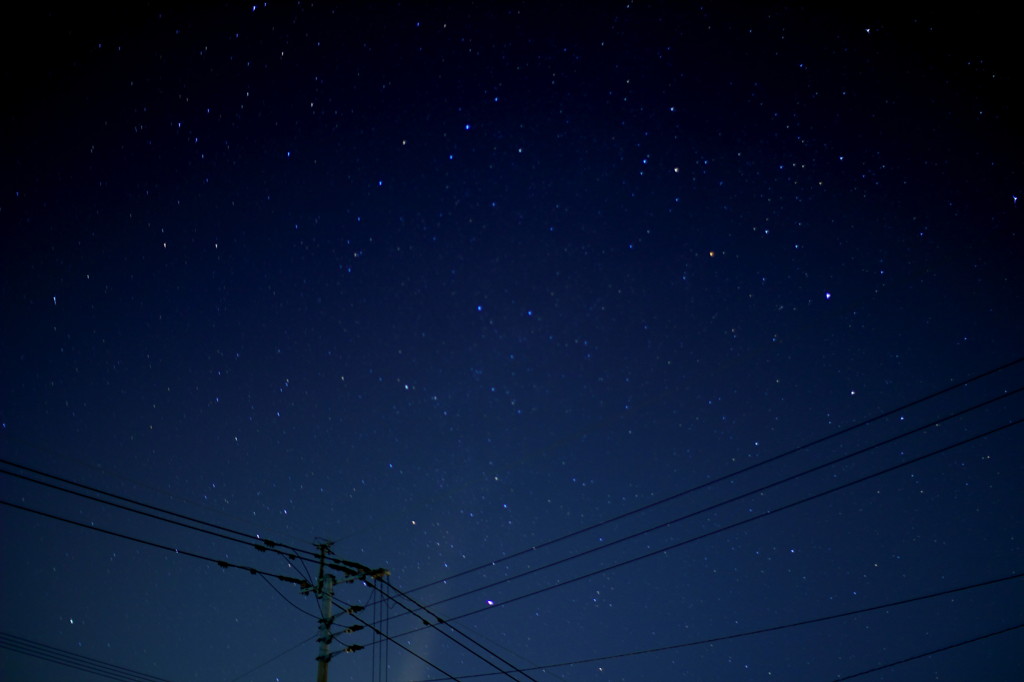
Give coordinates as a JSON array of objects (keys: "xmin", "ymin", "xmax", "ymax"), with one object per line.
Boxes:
[{"xmin": 308, "ymin": 541, "xmax": 386, "ymax": 681}]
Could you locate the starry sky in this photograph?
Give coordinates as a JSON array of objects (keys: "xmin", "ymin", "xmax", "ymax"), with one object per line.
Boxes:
[{"xmin": 2, "ymin": 3, "xmax": 1022, "ymax": 681}]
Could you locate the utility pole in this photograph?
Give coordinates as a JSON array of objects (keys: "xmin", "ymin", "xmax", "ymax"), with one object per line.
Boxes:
[
  {"xmin": 301, "ymin": 540, "xmax": 388, "ymax": 680},
  {"xmin": 314, "ymin": 541, "xmax": 335, "ymax": 682}
]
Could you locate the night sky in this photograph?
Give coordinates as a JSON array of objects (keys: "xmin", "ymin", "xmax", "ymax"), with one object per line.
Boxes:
[{"xmin": 2, "ymin": 3, "xmax": 1022, "ymax": 681}]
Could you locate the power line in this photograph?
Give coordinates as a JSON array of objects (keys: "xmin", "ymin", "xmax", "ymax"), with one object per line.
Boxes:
[
  {"xmin": 0, "ymin": 631, "xmax": 175, "ymax": 682},
  {"xmin": 397, "ymin": 417, "xmax": 1023, "ymax": 635},
  {"xmin": 833, "ymin": 622, "xmax": 1024, "ymax": 681},
  {"xmin": 3, "ymin": 468, "xmax": 323, "ymax": 620},
  {"xmin": 390, "ymin": 387, "xmax": 1023, "ymax": 622},
  {"xmin": 332, "ymin": 597, "xmax": 464, "ymax": 682},
  {"xmin": 405, "ymin": 572, "xmax": 1023, "ymax": 680},
  {"xmin": 0, "ymin": 456, "xmax": 321, "ymax": 564},
  {"xmin": 0, "ymin": 458, "xmax": 380, "ymax": 582},
  {"xmin": 0, "ymin": 498, "xmax": 311, "ymax": 589},
  {"xmin": 0, "ymin": 466, "xmax": 304, "ymax": 563},
  {"xmin": 0, "ymin": 429, "xmax": 317, "ymax": 548},
  {"xmin": 382, "ymin": 576, "xmax": 570, "ymax": 682},
  {"xmin": 368, "ymin": 578, "xmax": 540, "ymax": 682},
  {"xmin": 398, "ymin": 356, "xmax": 1024, "ymax": 598},
  {"xmin": 259, "ymin": 573, "xmax": 320, "ymax": 620},
  {"xmin": 2, "ymin": 497, "xmax": 388, "ymax": 679},
  {"xmin": 1, "ymin": 463, "xmax": 392, "ymax": 680}
]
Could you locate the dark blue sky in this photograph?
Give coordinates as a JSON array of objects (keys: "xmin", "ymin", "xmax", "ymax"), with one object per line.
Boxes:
[{"xmin": 2, "ymin": 3, "xmax": 1022, "ymax": 681}]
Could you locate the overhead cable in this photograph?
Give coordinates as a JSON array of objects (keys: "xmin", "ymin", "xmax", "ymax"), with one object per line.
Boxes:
[
  {"xmin": 393, "ymin": 388, "xmax": 1023, "ymax": 620},
  {"xmin": 399, "ymin": 417, "xmax": 1023, "ymax": 634},
  {"xmin": 0, "ymin": 458, "xmax": 369, "ymax": 579},
  {"xmin": 332, "ymin": 596, "xmax": 463, "ymax": 682},
  {"xmin": 0, "ymin": 456, "xmax": 318, "ymax": 562},
  {"xmin": 401, "ymin": 356, "xmax": 1024, "ymax": 597},
  {"xmin": 405, "ymin": 572, "xmax": 1023, "ymax": 680},
  {"xmin": 0, "ymin": 631, "xmax": 174, "ymax": 682},
  {"xmin": 0, "ymin": 499, "xmax": 311, "ymax": 589},
  {"xmin": 832, "ymin": 622, "xmax": 1024, "ymax": 681},
  {"xmin": 368, "ymin": 577, "xmax": 539, "ymax": 682}
]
